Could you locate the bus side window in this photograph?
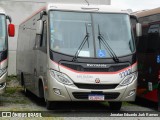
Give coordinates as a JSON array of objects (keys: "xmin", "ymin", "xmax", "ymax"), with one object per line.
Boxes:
[
  {"xmin": 40, "ymin": 21, "xmax": 47, "ymax": 48},
  {"xmin": 130, "ymin": 18, "xmax": 137, "ymax": 38},
  {"xmin": 137, "ymin": 17, "xmax": 149, "ymax": 53},
  {"xmin": 130, "ymin": 16, "xmax": 138, "ymax": 46}
]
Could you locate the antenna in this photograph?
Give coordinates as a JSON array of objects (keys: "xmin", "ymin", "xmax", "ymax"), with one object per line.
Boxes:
[{"xmin": 84, "ymin": 0, "xmax": 89, "ymax": 6}]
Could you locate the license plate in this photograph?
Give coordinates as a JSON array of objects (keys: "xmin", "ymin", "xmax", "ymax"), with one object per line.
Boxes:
[{"xmin": 88, "ymin": 94, "xmax": 105, "ymax": 101}]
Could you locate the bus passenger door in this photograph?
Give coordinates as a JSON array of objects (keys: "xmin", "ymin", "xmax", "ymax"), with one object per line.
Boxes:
[
  {"xmin": 136, "ymin": 24, "xmax": 148, "ymax": 97},
  {"xmin": 33, "ymin": 28, "xmax": 42, "ymax": 94},
  {"xmin": 143, "ymin": 23, "xmax": 160, "ymax": 102},
  {"xmin": 130, "ymin": 16, "xmax": 148, "ymax": 95},
  {"xmin": 35, "ymin": 21, "xmax": 47, "ymax": 96}
]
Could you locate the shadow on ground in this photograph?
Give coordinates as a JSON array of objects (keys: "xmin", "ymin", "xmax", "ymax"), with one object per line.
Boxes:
[
  {"xmin": 20, "ymin": 89, "xmax": 159, "ymax": 113},
  {"xmin": 129, "ymin": 97, "xmax": 158, "ymax": 111},
  {"xmin": 20, "ymin": 90, "xmax": 46, "ymax": 107},
  {"xmin": 21, "ymin": 90, "xmax": 112, "ymax": 112}
]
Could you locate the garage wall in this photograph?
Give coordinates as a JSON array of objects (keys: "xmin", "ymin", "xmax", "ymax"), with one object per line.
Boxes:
[
  {"xmin": 0, "ymin": 0, "xmax": 110, "ymax": 75},
  {"xmin": 0, "ymin": 1, "xmax": 47, "ymax": 75}
]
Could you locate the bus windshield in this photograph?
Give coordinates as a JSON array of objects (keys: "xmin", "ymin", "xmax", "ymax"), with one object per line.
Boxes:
[
  {"xmin": 49, "ymin": 11, "xmax": 135, "ymax": 58},
  {"xmin": 0, "ymin": 15, "xmax": 6, "ymax": 51}
]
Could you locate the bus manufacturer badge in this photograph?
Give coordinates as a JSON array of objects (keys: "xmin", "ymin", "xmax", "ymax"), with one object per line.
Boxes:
[{"xmin": 95, "ymin": 78, "xmax": 100, "ymax": 84}]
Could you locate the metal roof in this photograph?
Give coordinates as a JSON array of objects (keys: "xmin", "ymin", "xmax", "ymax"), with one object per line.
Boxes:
[{"xmin": 133, "ymin": 7, "xmax": 160, "ymax": 18}]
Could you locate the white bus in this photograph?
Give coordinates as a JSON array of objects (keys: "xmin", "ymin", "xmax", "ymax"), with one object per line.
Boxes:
[
  {"xmin": 0, "ymin": 7, "xmax": 15, "ymax": 94},
  {"xmin": 17, "ymin": 2, "xmax": 141, "ymax": 110}
]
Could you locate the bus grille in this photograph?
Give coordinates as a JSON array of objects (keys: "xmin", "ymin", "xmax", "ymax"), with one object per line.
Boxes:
[
  {"xmin": 61, "ymin": 63, "xmax": 129, "ymax": 72},
  {"xmin": 72, "ymin": 92, "xmax": 120, "ymax": 99},
  {"xmin": 74, "ymin": 83, "xmax": 118, "ymax": 89}
]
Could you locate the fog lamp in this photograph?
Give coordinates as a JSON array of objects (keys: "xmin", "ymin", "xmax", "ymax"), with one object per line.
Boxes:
[{"xmin": 53, "ymin": 88, "xmax": 61, "ymax": 95}]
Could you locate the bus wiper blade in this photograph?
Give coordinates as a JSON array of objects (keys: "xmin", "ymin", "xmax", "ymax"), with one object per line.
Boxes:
[
  {"xmin": 97, "ymin": 25, "xmax": 119, "ymax": 63},
  {"xmin": 72, "ymin": 24, "xmax": 89, "ymax": 62}
]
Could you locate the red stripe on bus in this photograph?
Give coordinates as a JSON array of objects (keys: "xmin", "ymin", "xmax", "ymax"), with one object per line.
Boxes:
[
  {"xmin": 0, "ymin": 58, "xmax": 7, "ymax": 64},
  {"xmin": 51, "ymin": 60, "xmax": 137, "ymax": 74}
]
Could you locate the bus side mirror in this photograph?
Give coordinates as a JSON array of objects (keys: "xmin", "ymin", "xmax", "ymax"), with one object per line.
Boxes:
[
  {"xmin": 136, "ymin": 23, "xmax": 142, "ymax": 37},
  {"xmin": 36, "ymin": 20, "xmax": 43, "ymax": 35},
  {"xmin": 8, "ymin": 24, "xmax": 15, "ymax": 37},
  {"xmin": 6, "ymin": 15, "xmax": 12, "ymax": 23}
]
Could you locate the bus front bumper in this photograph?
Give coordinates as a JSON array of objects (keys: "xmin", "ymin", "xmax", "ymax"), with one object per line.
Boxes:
[
  {"xmin": 0, "ymin": 72, "xmax": 7, "ymax": 94},
  {"xmin": 46, "ymin": 73, "xmax": 137, "ymax": 102}
]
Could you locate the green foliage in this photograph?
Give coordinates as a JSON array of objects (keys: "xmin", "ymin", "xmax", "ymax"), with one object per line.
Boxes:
[{"xmin": 6, "ymin": 75, "xmax": 17, "ymax": 81}]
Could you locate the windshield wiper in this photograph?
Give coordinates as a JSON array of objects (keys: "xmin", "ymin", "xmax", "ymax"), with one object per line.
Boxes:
[
  {"xmin": 97, "ymin": 25, "xmax": 119, "ymax": 63},
  {"xmin": 72, "ymin": 24, "xmax": 89, "ymax": 62}
]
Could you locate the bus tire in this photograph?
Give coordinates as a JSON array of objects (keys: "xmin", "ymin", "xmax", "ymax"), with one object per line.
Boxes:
[
  {"xmin": 46, "ymin": 101, "xmax": 55, "ymax": 110},
  {"xmin": 109, "ymin": 102, "xmax": 122, "ymax": 110},
  {"xmin": 39, "ymin": 80, "xmax": 44, "ymax": 98},
  {"xmin": 23, "ymin": 84, "xmax": 28, "ymax": 96},
  {"xmin": 21, "ymin": 73, "xmax": 28, "ymax": 96}
]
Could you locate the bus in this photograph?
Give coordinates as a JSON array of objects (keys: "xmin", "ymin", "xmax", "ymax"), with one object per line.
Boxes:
[
  {"xmin": 17, "ymin": 2, "xmax": 141, "ymax": 110},
  {"xmin": 0, "ymin": 7, "xmax": 15, "ymax": 94},
  {"xmin": 134, "ymin": 7, "xmax": 160, "ymax": 110}
]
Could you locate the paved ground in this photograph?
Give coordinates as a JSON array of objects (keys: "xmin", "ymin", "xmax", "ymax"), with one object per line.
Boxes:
[{"xmin": 0, "ymin": 77, "xmax": 159, "ymax": 120}]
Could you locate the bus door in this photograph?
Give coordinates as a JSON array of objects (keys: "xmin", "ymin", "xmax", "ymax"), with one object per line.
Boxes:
[
  {"xmin": 33, "ymin": 20, "xmax": 47, "ymax": 95},
  {"xmin": 137, "ymin": 25, "xmax": 148, "ymax": 96},
  {"xmin": 143, "ymin": 23, "xmax": 160, "ymax": 102},
  {"xmin": 33, "ymin": 29, "xmax": 41, "ymax": 93}
]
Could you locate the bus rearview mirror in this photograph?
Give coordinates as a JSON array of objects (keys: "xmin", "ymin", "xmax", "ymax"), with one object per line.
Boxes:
[
  {"xmin": 6, "ymin": 15, "xmax": 12, "ymax": 23},
  {"xmin": 8, "ymin": 24, "xmax": 15, "ymax": 37},
  {"xmin": 36, "ymin": 20, "xmax": 43, "ymax": 35},
  {"xmin": 136, "ymin": 23, "xmax": 142, "ymax": 37}
]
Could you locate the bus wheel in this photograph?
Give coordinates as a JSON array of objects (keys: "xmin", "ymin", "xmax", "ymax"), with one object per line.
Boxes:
[
  {"xmin": 39, "ymin": 80, "xmax": 44, "ymax": 98},
  {"xmin": 109, "ymin": 102, "xmax": 122, "ymax": 110},
  {"xmin": 46, "ymin": 100, "xmax": 57, "ymax": 110},
  {"xmin": 21, "ymin": 73, "xmax": 28, "ymax": 96},
  {"xmin": 46, "ymin": 101, "xmax": 55, "ymax": 110},
  {"xmin": 23, "ymin": 85, "xmax": 29, "ymax": 96}
]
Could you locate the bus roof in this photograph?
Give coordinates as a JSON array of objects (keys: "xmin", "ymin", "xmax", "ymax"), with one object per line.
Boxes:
[
  {"xmin": 46, "ymin": 0, "xmax": 111, "ymax": 5},
  {"xmin": 47, "ymin": 3, "xmax": 129, "ymax": 14},
  {"xmin": 20, "ymin": 2, "xmax": 130, "ymax": 25},
  {"xmin": 134, "ymin": 7, "xmax": 160, "ymax": 18}
]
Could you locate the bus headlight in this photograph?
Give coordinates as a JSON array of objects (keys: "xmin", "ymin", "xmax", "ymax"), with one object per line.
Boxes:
[
  {"xmin": 0, "ymin": 68, "xmax": 7, "ymax": 77},
  {"xmin": 50, "ymin": 70, "xmax": 73, "ymax": 85},
  {"xmin": 120, "ymin": 72, "xmax": 137, "ymax": 86}
]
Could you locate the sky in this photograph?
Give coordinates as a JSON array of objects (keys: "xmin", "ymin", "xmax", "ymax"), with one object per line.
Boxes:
[{"xmin": 111, "ymin": 0, "xmax": 160, "ymax": 12}]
